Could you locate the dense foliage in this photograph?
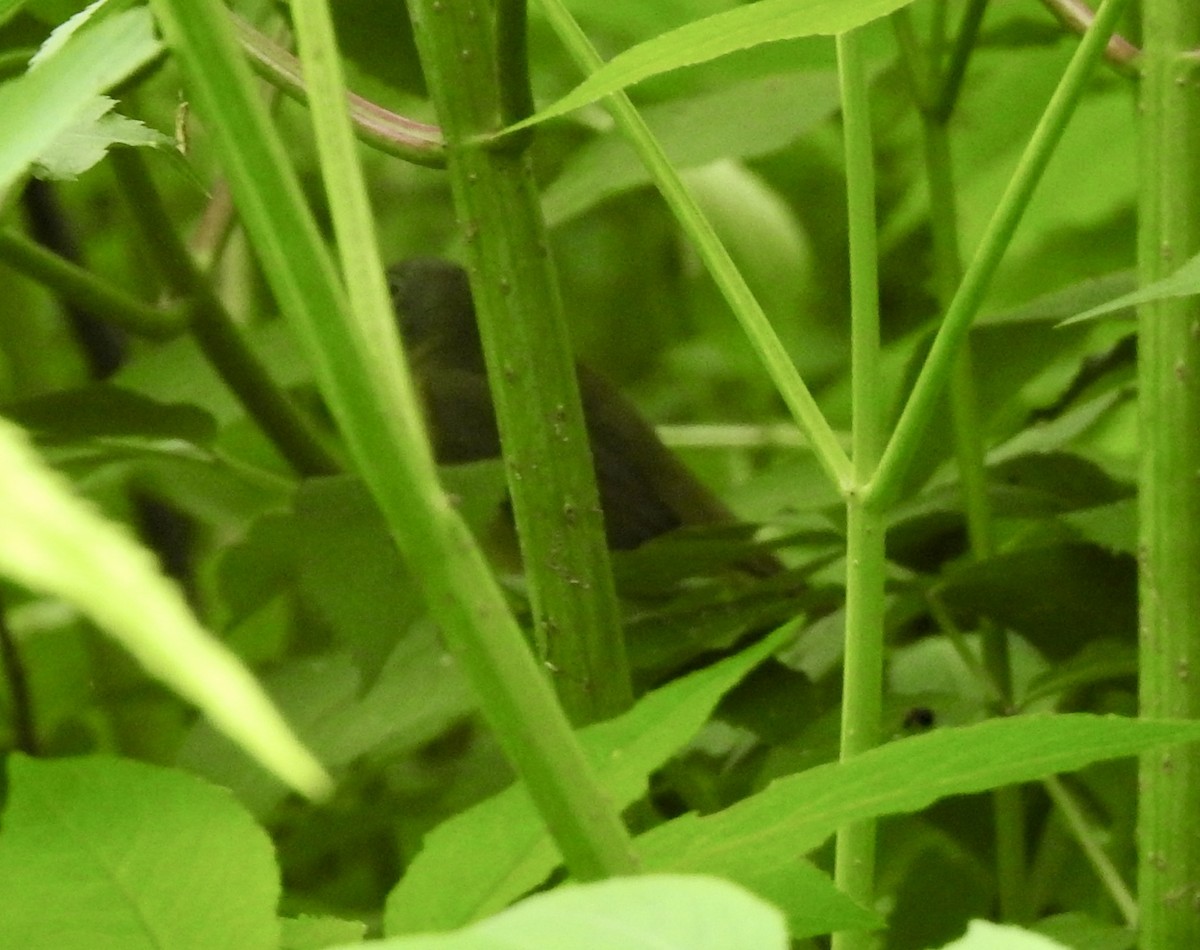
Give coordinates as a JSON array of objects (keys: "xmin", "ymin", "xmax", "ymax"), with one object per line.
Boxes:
[{"xmin": 1, "ymin": 1, "xmax": 1196, "ymax": 948}]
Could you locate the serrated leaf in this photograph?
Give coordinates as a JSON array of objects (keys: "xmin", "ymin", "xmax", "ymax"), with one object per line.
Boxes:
[
  {"xmin": 28, "ymin": 0, "xmax": 113, "ymax": 68},
  {"xmin": 0, "ymin": 5, "xmax": 161, "ymax": 192},
  {"xmin": 34, "ymin": 96, "xmax": 171, "ymax": 180},
  {"xmin": 0, "ymin": 755, "xmax": 280, "ymax": 950},
  {"xmin": 280, "ymin": 916, "xmax": 369, "ymax": 950}
]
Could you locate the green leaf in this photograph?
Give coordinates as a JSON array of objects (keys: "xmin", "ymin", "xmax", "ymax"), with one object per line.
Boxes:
[
  {"xmin": 986, "ymin": 451, "xmax": 1133, "ymax": 515},
  {"xmin": 937, "ymin": 920, "xmax": 1070, "ymax": 949},
  {"xmin": 292, "ymin": 476, "xmax": 425, "ymax": 666},
  {"xmin": 352, "ymin": 875, "xmax": 787, "ymax": 950},
  {"xmin": 34, "ymin": 96, "xmax": 171, "ymax": 180},
  {"xmin": 1019, "ymin": 640, "xmax": 1136, "ymax": 710},
  {"xmin": 0, "ymin": 417, "xmax": 330, "ymax": 798},
  {"xmin": 3, "ymin": 384, "xmax": 217, "ymax": 445},
  {"xmin": 0, "ymin": 755, "xmax": 280, "ymax": 950},
  {"xmin": 1031, "ymin": 913, "xmax": 1136, "ymax": 950},
  {"xmin": 543, "ymin": 69, "xmax": 840, "ymax": 227},
  {"xmin": 978, "ymin": 271, "xmax": 1136, "ymax": 326},
  {"xmin": 1060, "ymin": 250, "xmax": 1200, "ymax": 325},
  {"xmin": 280, "ymin": 915, "xmax": 369, "ymax": 950},
  {"xmin": 181, "ymin": 625, "xmax": 474, "ymax": 817},
  {"xmin": 516, "ymin": 0, "xmax": 917, "ymax": 128},
  {"xmin": 636, "ymin": 715, "xmax": 1200, "ymax": 878},
  {"xmin": 0, "ymin": 5, "xmax": 161, "ymax": 192},
  {"xmin": 939, "ymin": 542, "xmax": 1134, "ymax": 660},
  {"xmin": 384, "ymin": 626, "xmax": 828, "ymax": 935}
]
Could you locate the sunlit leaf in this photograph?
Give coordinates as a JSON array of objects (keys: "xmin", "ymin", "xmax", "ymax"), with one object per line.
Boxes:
[
  {"xmin": 0, "ymin": 755, "xmax": 280, "ymax": 950},
  {"xmin": 0, "ymin": 6, "xmax": 161, "ymax": 191},
  {"xmin": 0, "ymin": 417, "xmax": 330, "ymax": 798}
]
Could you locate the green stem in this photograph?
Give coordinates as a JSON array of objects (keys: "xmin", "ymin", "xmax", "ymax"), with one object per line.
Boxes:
[
  {"xmin": 933, "ymin": 0, "xmax": 990, "ymax": 120},
  {"xmin": 149, "ymin": 0, "xmax": 637, "ymax": 880},
  {"xmin": 406, "ymin": 0, "xmax": 632, "ymax": 725},
  {"xmin": 905, "ymin": 13, "xmax": 1028, "ymax": 916},
  {"xmin": 290, "ymin": 0, "xmax": 635, "ymax": 877},
  {"xmin": 1038, "ymin": 0, "xmax": 1143, "ymax": 72},
  {"xmin": 534, "ymin": 0, "xmax": 853, "ymax": 494},
  {"xmin": 109, "ymin": 149, "xmax": 341, "ymax": 477},
  {"xmin": 831, "ymin": 31, "xmax": 885, "ymax": 950},
  {"xmin": 229, "ymin": 11, "xmax": 445, "ymax": 167},
  {"xmin": 0, "ymin": 229, "xmax": 185, "ymax": 339},
  {"xmin": 1136, "ymin": 0, "xmax": 1200, "ymax": 942},
  {"xmin": 867, "ymin": 0, "xmax": 1135, "ymax": 511},
  {"xmin": 1044, "ymin": 776, "xmax": 1139, "ymax": 927}
]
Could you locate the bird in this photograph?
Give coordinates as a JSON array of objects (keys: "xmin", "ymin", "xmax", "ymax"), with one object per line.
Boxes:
[{"xmin": 387, "ymin": 257, "xmax": 781, "ymax": 578}]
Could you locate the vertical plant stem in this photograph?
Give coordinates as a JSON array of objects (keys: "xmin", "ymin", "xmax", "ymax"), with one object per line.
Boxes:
[
  {"xmin": 867, "ymin": 0, "xmax": 1135, "ymax": 509},
  {"xmin": 1136, "ymin": 0, "xmax": 1200, "ymax": 942},
  {"xmin": 294, "ymin": 0, "xmax": 637, "ymax": 872},
  {"xmin": 1043, "ymin": 777, "xmax": 1138, "ymax": 927},
  {"xmin": 405, "ymin": 0, "xmax": 631, "ymax": 724},
  {"xmin": 898, "ymin": 2, "xmax": 1028, "ymax": 915},
  {"xmin": 109, "ymin": 149, "xmax": 341, "ymax": 477},
  {"xmin": 150, "ymin": 0, "xmax": 637, "ymax": 878},
  {"xmin": 924, "ymin": 112, "xmax": 1028, "ymax": 920},
  {"xmin": 832, "ymin": 31, "xmax": 886, "ymax": 950},
  {"xmin": 933, "ymin": 0, "xmax": 990, "ymax": 120}
]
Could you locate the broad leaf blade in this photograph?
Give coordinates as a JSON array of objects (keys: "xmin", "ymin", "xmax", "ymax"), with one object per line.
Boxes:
[{"xmin": 0, "ymin": 756, "xmax": 280, "ymax": 950}]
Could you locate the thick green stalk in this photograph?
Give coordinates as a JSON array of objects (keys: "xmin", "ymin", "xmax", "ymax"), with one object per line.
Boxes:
[
  {"xmin": 831, "ymin": 31, "xmax": 885, "ymax": 950},
  {"xmin": 867, "ymin": 0, "xmax": 1135, "ymax": 510},
  {"xmin": 148, "ymin": 0, "xmax": 637, "ymax": 879},
  {"xmin": 1136, "ymin": 0, "xmax": 1200, "ymax": 943},
  {"xmin": 108, "ymin": 150, "xmax": 340, "ymax": 477},
  {"xmin": 405, "ymin": 0, "xmax": 632, "ymax": 725},
  {"xmin": 290, "ymin": 0, "xmax": 636, "ymax": 877},
  {"xmin": 534, "ymin": 0, "xmax": 853, "ymax": 494}
]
